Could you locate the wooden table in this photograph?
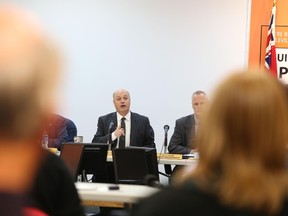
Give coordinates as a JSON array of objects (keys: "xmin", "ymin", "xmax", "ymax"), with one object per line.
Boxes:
[{"xmin": 76, "ymin": 182, "xmax": 159, "ymax": 208}]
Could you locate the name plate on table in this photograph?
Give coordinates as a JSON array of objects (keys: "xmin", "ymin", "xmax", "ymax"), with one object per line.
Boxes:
[
  {"xmin": 108, "ymin": 151, "xmax": 183, "ymax": 160},
  {"xmin": 157, "ymin": 153, "xmax": 182, "ymax": 160}
]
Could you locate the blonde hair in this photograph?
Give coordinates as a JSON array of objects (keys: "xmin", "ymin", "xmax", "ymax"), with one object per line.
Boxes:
[
  {"xmin": 183, "ymin": 71, "xmax": 288, "ymax": 214},
  {"xmin": 0, "ymin": 6, "xmax": 61, "ymax": 139}
]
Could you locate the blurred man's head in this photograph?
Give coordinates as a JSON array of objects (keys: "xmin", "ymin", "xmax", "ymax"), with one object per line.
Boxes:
[
  {"xmin": 0, "ymin": 5, "xmax": 61, "ymax": 139},
  {"xmin": 192, "ymin": 90, "xmax": 207, "ymax": 120},
  {"xmin": 0, "ymin": 5, "xmax": 62, "ymax": 194},
  {"xmin": 113, "ymin": 89, "xmax": 131, "ymax": 116}
]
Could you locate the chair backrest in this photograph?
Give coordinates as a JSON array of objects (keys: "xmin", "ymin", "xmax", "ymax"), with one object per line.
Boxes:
[
  {"xmin": 78, "ymin": 143, "xmax": 108, "ymax": 183},
  {"xmin": 60, "ymin": 143, "xmax": 84, "ymax": 181},
  {"xmin": 113, "ymin": 147, "xmax": 158, "ymax": 184}
]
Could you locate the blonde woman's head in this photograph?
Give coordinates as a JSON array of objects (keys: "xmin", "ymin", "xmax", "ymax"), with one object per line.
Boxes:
[
  {"xmin": 183, "ymin": 70, "xmax": 288, "ymax": 214},
  {"xmin": 198, "ymin": 71, "xmax": 288, "ymax": 173}
]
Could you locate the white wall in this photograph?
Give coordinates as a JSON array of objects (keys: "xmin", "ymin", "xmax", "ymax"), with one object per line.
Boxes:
[{"xmin": 6, "ymin": 0, "xmax": 250, "ymax": 151}]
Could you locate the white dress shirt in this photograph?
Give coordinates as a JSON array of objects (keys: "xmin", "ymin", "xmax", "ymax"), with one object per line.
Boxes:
[{"xmin": 111, "ymin": 112, "xmax": 131, "ymax": 147}]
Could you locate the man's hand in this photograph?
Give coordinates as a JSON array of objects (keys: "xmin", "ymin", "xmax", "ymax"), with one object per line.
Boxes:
[{"xmin": 113, "ymin": 124, "xmax": 125, "ymax": 138}]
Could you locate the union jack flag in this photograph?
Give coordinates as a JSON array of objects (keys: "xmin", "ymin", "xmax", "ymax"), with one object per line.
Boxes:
[{"xmin": 265, "ymin": 0, "xmax": 277, "ymax": 77}]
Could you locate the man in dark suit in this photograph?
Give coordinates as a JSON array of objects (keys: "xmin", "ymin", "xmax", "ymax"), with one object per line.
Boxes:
[
  {"xmin": 43, "ymin": 114, "xmax": 68, "ymax": 151},
  {"xmin": 92, "ymin": 89, "xmax": 155, "ymax": 149},
  {"xmin": 167, "ymin": 90, "xmax": 207, "ymax": 178},
  {"xmin": 65, "ymin": 117, "xmax": 77, "ymax": 142},
  {"xmin": 168, "ymin": 90, "xmax": 207, "ymax": 154},
  {"xmin": 92, "ymin": 89, "xmax": 155, "ymax": 216}
]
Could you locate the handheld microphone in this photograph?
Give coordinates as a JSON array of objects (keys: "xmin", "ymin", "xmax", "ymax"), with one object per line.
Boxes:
[
  {"xmin": 144, "ymin": 174, "xmax": 164, "ymax": 189},
  {"xmin": 108, "ymin": 122, "xmax": 114, "ymax": 132},
  {"xmin": 107, "ymin": 122, "xmax": 114, "ymax": 150}
]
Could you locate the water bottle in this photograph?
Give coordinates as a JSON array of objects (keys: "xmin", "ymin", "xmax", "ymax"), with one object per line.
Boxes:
[{"xmin": 42, "ymin": 131, "xmax": 48, "ymax": 148}]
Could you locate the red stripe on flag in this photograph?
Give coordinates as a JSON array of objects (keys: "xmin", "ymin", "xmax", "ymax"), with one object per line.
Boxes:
[{"xmin": 265, "ymin": 0, "xmax": 277, "ymax": 77}]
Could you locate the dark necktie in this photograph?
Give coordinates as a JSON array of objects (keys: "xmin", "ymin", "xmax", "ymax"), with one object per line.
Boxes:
[{"xmin": 119, "ymin": 117, "xmax": 126, "ymax": 148}]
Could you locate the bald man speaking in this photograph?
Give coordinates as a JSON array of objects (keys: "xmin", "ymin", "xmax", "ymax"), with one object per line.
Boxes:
[{"xmin": 92, "ymin": 89, "xmax": 155, "ymax": 149}]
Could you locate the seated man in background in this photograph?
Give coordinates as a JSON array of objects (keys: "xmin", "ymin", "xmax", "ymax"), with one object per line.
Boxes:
[
  {"xmin": 43, "ymin": 113, "xmax": 68, "ymax": 150},
  {"xmin": 167, "ymin": 90, "xmax": 208, "ymax": 176},
  {"xmin": 65, "ymin": 117, "xmax": 77, "ymax": 142},
  {"xmin": 168, "ymin": 90, "xmax": 208, "ymax": 154},
  {"xmin": 92, "ymin": 88, "xmax": 155, "ymax": 149}
]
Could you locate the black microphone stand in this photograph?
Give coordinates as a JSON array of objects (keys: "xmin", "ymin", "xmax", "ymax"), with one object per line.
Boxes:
[
  {"xmin": 160, "ymin": 125, "xmax": 172, "ymax": 178},
  {"xmin": 164, "ymin": 130, "xmax": 168, "ymax": 153},
  {"xmin": 107, "ymin": 137, "xmax": 111, "ymax": 151}
]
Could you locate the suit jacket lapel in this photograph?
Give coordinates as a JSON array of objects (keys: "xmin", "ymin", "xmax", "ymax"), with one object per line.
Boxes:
[
  {"xmin": 130, "ymin": 112, "xmax": 136, "ymax": 145},
  {"xmin": 107, "ymin": 113, "xmax": 117, "ymax": 132},
  {"xmin": 189, "ymin": 115, "xmax": 197, "ymax": 147},
  {"xmin": 111, "ymin": 112, "xmax": 117, "ymax": 129},
  {"xmin": 110, "ymin": 112, "xmax": 118, "ymax": 148},
  {"xmin": 190, "ymin": 115, "xmax": 195, "ymax": 135}
]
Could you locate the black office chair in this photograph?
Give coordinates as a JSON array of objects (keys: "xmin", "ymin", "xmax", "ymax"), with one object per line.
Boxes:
[
  {"xmin": 78, "ymin": 143, "xmax": 109, "ymax": 183},
  {"xmin": 158, "ymin": 157, "xmax": 172, "ymax": 178},
  {"xmin": 60, "ymin": 143, "xmax": 84, "ymax": 181},
  {"xmin": 112, "ymin": 147, "xmax": 159, "ymax": 185}
]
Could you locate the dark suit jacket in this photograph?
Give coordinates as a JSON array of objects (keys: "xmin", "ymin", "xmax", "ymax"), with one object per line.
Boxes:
[
  {"xmin": 92, "ymin": 112, "xmax": 155, "ymax": 148},
  {"xmin": 168, "ymin": 114, "xmax": 196, "ymax": 154},
  {"xmin": 65, "ymin": 118, "xmax": 77, "ymax": 142},
  {"xmin": 44, "ymin": 114, "xmax": 68, "ymax": 150}
]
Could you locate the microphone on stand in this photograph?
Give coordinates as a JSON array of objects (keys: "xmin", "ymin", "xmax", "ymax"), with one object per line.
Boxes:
[
  {"xmin": 108, "ymin": 122, "xmax": 114, "ymax": 132},
  {"xmin": 107, "ymin": 122, "xmax": 114, "ymax": 150},
  {"xmin": 163, "ymin": 125, "xmax": 169, "ymax": 153},
  {"xmin": 164, "ymin": 125, "xmax": 170, "ymax": 134}
]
